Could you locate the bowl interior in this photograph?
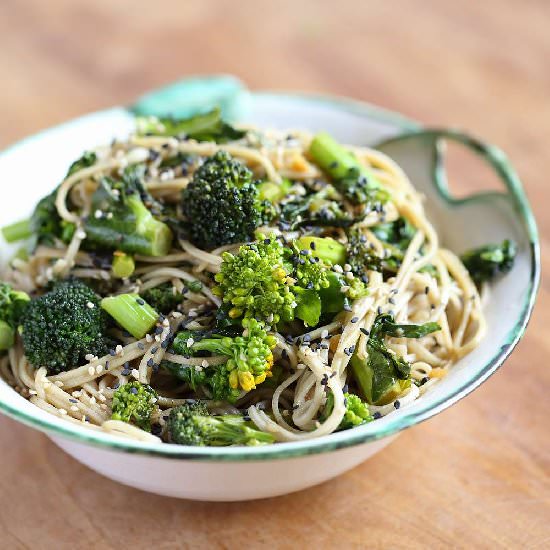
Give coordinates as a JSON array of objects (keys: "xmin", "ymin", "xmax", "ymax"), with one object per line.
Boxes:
[{"xmin": 0, "ymin": 93, "xmax": 538, "ymax": 459}]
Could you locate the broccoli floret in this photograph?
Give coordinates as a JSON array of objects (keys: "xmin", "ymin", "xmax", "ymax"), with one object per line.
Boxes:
[
  {"xmin": 22, "ymin": 279, "xmax": 110, "ymax": 373},
  {"xmin": 84, "ymin": 165, "xmax": 173, "ymax": 256},
  {"xmin": 172, "ymin": 318, "xmax": 276, "ymax": 393},
  {"xmin": 111, "ymin": 381, "xmax": 158, "ymax": 431},
  {"xmin": 347, "ymin": 218, "xmax": 417, "ymax": 277},
  {"xmin": 140, "ymin": 283, "xmax": 184, "ymax": 314},
  {"xmin": 0, "ymin": 282, "xmax": 30, "ymax": 350},
  {"xmin": 321, "ymin": 391, "xmax": 373, "ymax": 430},
  {"xmin": 279, "ymin": 186, "xmax": 357, "ymax": 229},
  {"xmin": 181, "ymin": 151, "xmax": 274, "ymax": 249},
  {"xmin": 167, "ymin": 401, "xmax": 274, "ymax": 446},
  {"xmin": 461, "ymin": 239, "xmax": 516, "ymax": 284},
  {"xmin": 213, "ymin": 237, "xmax": 296, "ymax": 324}
]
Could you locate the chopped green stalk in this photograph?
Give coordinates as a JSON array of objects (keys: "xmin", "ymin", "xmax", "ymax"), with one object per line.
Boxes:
[
  {"xmin": 101, "ymin": 293, "xmax": 158, "ymax": 338},
  {"xmin": 111, "ymin": 252, "xmax": 135, "ymax": 279},
  {"xmin": 258, "ymin": 178, "xmax": 292, "ymax": 203},
  {"xmin": 309, "ymin": 132, "xmax": 387, "ymax": 205},
  {"xmin": 2, "ymin": 219, "xmax": 32, "ymax": 243},
  {"xmin": 0, "ymin": 320, "xmax": 15, "ymax": 351},
  {"xmin": 295, "ymin": 236, "xmax": 347, "ymax": 265},
  {"xmin": 84, "ymin": 167, "xmax": 173, "ymax": 256}
]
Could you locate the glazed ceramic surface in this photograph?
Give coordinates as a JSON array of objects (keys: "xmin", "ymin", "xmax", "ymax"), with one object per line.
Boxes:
[{"xmin": 0, "ymin": 77, "xmax": 539, "ymax": 500}]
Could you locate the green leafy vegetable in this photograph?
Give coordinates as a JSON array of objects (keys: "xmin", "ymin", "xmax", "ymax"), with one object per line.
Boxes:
[
  {"xmin": 461, "ymin": 239, "xmax": 516, "ymax": 284},
  {"xmin": 136, "ymin": 107, "xmax": 245, "ymax": 143},
  {"xmin": 350, "ymin": 314, "xmax": 440, "ymax": 405},
  {"xmin": 111, "ymin": 381, "xmax": 158, "ymax": 431}
]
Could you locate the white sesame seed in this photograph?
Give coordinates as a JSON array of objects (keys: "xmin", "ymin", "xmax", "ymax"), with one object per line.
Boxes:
[
  {"xmin": 340, "ymin": 285, "xmax": 350, "ymax": 293},
  {"xmin": 76, "ymin": 230, "xmax": 87, "ymax": 240},
  {"xmin": 85, "ymin": 353, "xmax": 95, "ymax": 361},
  {"xmin": 146, "ymin": 334, "xmax": 153, "ymax": 343},
  {"xmin": 172, "ymin": 311, "xmax": 183, "ymax": 318},
  {"xmin": 70, "ymin": 406, "xmax": 79, "ymax": 412},
  {"xmin": 346, "ymin": 272, "xmax": 354, "ymax": 280},
  {"xmin": 321, "ymin": 329, "xmax": 329, "ymax": 339},
  {"xmin": 96, "ymin": 364, "xmax": 104, "ymax": 374},
  {"xmin": 115, "ymin": 344, "xmax": 123, "ymax": 355},
  {"xmin": 186, "ymin": 338, "xmax": 195, "ymax": 348},
  {"xmin": 88, "ymin": 366, "xmax": 95, "ymax": 376},
  {"xmin": 54, "ymin": 380, "xmax": 64, "ymax": 387},
  {"xmin": 58, "ymin": 409, "xmax": 67, "ymax": 416},
  {"xmin": 94, "ymin": 209, "xmax": 103, "ymax": 219},
  {"xmin": 344, "ymin": 263, "xmax": 352, "ymax": 272},
  {"xmin": 333, "ymin": 264, "xmax": 343, "ymax": 273},
  {"xmin": 86, "ymin": 301, "xmax": 95, "ymax": 309},
  {"xmin": 201, "ymin": 359, "xmax": 209, "ymax": 368},
  {"xmin": 131, "ymin": 369, "xmax": 140, "ymax": 379},
  {"xmin": 154, "ymin": 334, "xmax": 161, "ymax": 342},
  {"xmin": 90, "ymin": 396, "xmax": 96, "ymax": 405},
  {"xmin": 72, "ymin": 391, "xmax": 82, "ymax": 398},
  {"xmin": 29, "ymin": 389, "xmax": 37, "ymax": 395}
]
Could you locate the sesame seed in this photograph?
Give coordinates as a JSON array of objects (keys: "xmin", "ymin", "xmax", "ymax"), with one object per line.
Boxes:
[
  {"xmin": 54, "ymin": 380, "xmax": 63, "ymax": 387},
  {"xmin": 373, "ymin": 412, "xmax": 382, "ymax": 419},
  {"xmin": 86, "ymin": 301, "xmax": 95, "ymax": 309},
  {"xmin": 146, "ymin": 334, "xmax": 153, "ymax": 343},
  {"xmin": 70, "ymin": 406, "xmax": 79, "ymax": 412},
  {"xmin": 360, "ymin": 328, "xmax": 370, "ymax": 336},
  {"xmin": 321, "ymin": 329, "xmax": 329, "ymax": 339},
  {"xmin": 333, "ymin": 264, "xmax": 343, "ymax": 273},
  {"xmin": 343, "ymin": 263, "xmax": 352, "ymax": 272},
  {"xmin": 58, "ymin": 409, "xmax": 67, "ymax": 416},
  {"xmin": 351, "ymin": 316, "xmax": 358, "ymax": 323},
  {"xmin": 130, "ymin": 387, "xmax": 138, "ymax": 395},
  {"xmin": 394, "ymin": 400, "xmax": 401, "ymax": 409},
  {"xmin": 389, "ymin": 297, "xmax": 396, "ymax": 305},
  {"xmin": 137, "ymin": 342, "xmax": 145, "ymax": 350},
  {"xmin": 377, "ymin": 306, "xmax": 383, "ymax": 315},
  {"xmin": 136, "ymin": 298, "xmax": 145, "ymax": 306},
  {"xmin": 131, "ymin": 369, "xmax": 140, "ymax": 379},
  {"xmin": 96, "ymin": 365, "xmax": 104, "ymax": 374},
  {"xmin": 88, "ymin": 366, "xmax": 95, "ymax": 376},
  {"xmin": 345, "ymin": 272, "xmax": 354, "ymax": 280},
  {"xmin": 424, "ymin": 286, "xmax": 430, "ymax": 295}
]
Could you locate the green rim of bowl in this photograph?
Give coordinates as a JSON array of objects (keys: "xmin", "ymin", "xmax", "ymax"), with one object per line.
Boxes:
[{"xmin": 0, "ymin": 92, "xmax": 539, "ymax": 461}]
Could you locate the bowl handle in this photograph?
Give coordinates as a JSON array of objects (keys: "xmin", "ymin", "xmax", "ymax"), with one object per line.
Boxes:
[
  {"xmin": 376, "ymin": 128, "xmax": 538, "ymax": 242},
  {"xmin": 129, "ymin": 74, "xmax": 250, "ymax": 120}
]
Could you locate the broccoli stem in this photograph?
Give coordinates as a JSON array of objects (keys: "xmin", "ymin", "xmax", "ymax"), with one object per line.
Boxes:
[
  {"xmin": 111, "ymin": 252, "xmax": 135, "ymax": 279},
  {"xmin": 85, "ymin": 195, "xmax": 173, "ymax": 257},
  {"xmin": 295, "ymin": 236, "xmax": 347, "ymax": 265},
  {"xmin": 309, "ymin": 132, "xmax": 371, "ymax": 181},
  {"xmin": 101, "ymin": 293, "xmax": 158, "ymax": 338},
  {"xmin": 309, "ymin": 132, "xmax": 382, "ymax": 202},
  {"xmin": 0, "ymin": 321, "xmax": 14, "ymax": 351},
  {"xmin": 258, "ymin": 178, "xmax": 292, "ymax": 203},
  {"xmin": 197, "ymin": 415, "xmax": 275, "ymax": 446},
  {"xmin": 2, "ymin": 219, "xmax": 33, "ymax": 243}
]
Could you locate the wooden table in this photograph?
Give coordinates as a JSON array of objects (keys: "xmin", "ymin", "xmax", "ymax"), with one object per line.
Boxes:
[{"xmin": 1, "ymin": 1, "xmax": 549, "ymax": 548}]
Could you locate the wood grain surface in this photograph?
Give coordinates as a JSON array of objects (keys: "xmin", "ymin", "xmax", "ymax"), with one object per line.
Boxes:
[{"xmin": 1, "ymin": 1, "xmax": 549, "ymax": 548}]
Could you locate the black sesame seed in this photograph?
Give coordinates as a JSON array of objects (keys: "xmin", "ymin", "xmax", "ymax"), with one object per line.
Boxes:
[
  {"xmin": 151, "ymin": 346, "xmax": 158, "ymax": 354},
  {"xmin": 394, "ymin": 400, "xmax": 401, "ymax": 409},
  {"xmin": 377, "ymin": 306, "xmax": 383, "ymax": 315},
  {"xmin": 349, "ymin": 344, "xmax": 356, "ymax": 353},
  {"xmin": 136, "ymin": 298, "xmax": 145, "ymax": 306},
  {"xmin": 360, "ymin": 328, "xmax": 370, "ymax": 336},
  {"xmin": 342, "ymin": 384, "xmax": 349, "ymax": 393},
  {"xmin": 421, "ymin": 376, "xmax": 429, "ymax": 384},
  {"xmin": 147, "ymin": 358, "xmax": 155, "ymax": 367},
  {"xmin": 424, "ymin": 286, "xmax": 430, "ymax": 295},
  {"xmin": 69, "ymin": 398, "xmax": 77, "ymax": 403},
  {"xmin": 389, "ymin": 297, "xmax": 396, "ymax": 305},
  {"xmin": 373, "ymin": 412, "xmax": 382, "ymax": 419},
  {"xmin": 109, "ymin": 349, "xmax": 116, "ymax": 357},
  {"xmin": 351, "ymin": 316, "xmax": 358, "ymax": 323},
  {"xmin": 130, "ymin": 387, "xmax": 138, "ymax": 395},
  {"xmin": 137, "ymin": 342, "xmax": 145, "ymax": 350}
]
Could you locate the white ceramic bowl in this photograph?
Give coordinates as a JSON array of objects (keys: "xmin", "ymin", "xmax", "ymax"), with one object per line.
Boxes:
[{"xmin": 0, "ymin": 77, "xmax": 539, "ymax": 501}]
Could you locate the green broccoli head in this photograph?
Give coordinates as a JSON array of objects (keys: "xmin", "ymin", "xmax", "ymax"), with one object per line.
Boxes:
[
  {"xmin": 0, "ymin": 282, "xmax": 30, "ymax": 350},
  {"xmin": 140, "ymin": 283, "xmax": 184, "ymax": 314},
  {"xmin": 181, "ymin": 151, "xmax": 274, "ymax": 249},
  {"xmin": 286, "ymin": 242, "xmax": 330, "ymax": 291},
  {"xmin": 21, "ymin": 279, "xmax": 110, "ymax": 373},
  {"xmin": 111, "ymin": 381, "xmax": 158, "ymax": 431},
  {"xmin": 213, "ymin": 237, "xmax": 296, "ymax": 324},
  {"xmin": 167, "ymin": 401, "xmax": 274, "ymax": 446},
  {"xmin": 460, "ymin": 239, "xmax": 516, "ymax": 284},
  {"xmin": 322, "ymin": 391, "xmax": 372, "ymax": 430},
  {"xmin": 172, "ymin": 318, "xmax": 276, "ymax": 393}
]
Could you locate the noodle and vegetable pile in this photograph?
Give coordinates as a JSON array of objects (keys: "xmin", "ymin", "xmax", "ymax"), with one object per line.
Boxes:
[{"xmin": 0, "ymin": 109, "xmax": 516, "ymax": 445}]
